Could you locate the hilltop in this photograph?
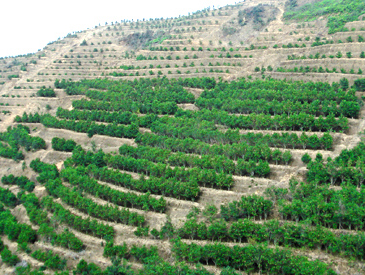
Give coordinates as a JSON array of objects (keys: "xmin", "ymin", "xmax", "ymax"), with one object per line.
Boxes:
[{"xmin": 1, "ymin": 0, "xmax": 365, "ymax": 274}]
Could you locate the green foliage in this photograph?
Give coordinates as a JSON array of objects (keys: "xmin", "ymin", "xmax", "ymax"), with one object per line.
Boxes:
[
  {"xmin": 0, "ymin": 125, "xmax": 46, "ymax": 161},
  {"xmin": 45, "ymin": 177, "xmax": 145, "ymax": 226},
  {"xmin": 354, "ymin": 78, "xmax": 365, "ymax": 91},
  {"xmin": 134, "ymin": 226, "xmax": 149, "ymax": 237},
  {"xmin": 31, "ymin": 249, "xmax": 67, "ymax": 270},
  {"xmin": 159, "ymin": 216, "xmax": 175, "ymax": 240},
  {"xmin": 1, "ymin": 66, "xmax": 362, "ymax": 274},
  {"xmin": 172, "ymin": 239, "xmax": 334, "ymax": 274},
  {"xmin": 74, "ymin": 259, "xmax": 102, "ymax": 275},
  {"xmin": 38, "ymin": 224, "xmax": 84, "ymax": 252},
  {"xmin": 42, "ymin": 196, "xmax": 114, "ymax": 239},
  {"xmin": 1, "ymin": 247, "xmax": 20, "ymax": 266},
  {"xmin": 106, "ymin": 144, "xmax": 235, "ymax": 188},
  {"xmin": 30, "ymin": 158, "xmax": 59, "ymax": 183},
  {"xmin": 284, "ymin": 0, "xmax": 365, "ymax": 34},
  {"xmin": 221, "ymin": 195, "xmax": 273, "ymax": 221},
  {"xmin": 17, "ymin": 113, "xmax": 139, "ymax": 139},
  {"xmin": 7, "ymin": 74, "xmax": 19, "ymax": 80},
  {"xmin": 279, "ymin": 180, "xmax": 365, "ymax": 232},
  {"xmin": 134, "ymin": 132, "xmax": 266, "ymax": 174},
  {"xmin": 177, "ymin": 217, "xmax": 365, "ymax": 260},
  {"xmin": 203, "ymin": 205, "xmax": 218, "ymax": 221},
  {"xmin": 340, "ymin": 77, "xmax": 349, "ymax": 90},
  {"xmin": 80, "ymin": 39, "xmax": 88, "ymax": 46},
  {"xmin": 137, "ymin": 131, "xmax": 330, "ymax": 165},
  {"xmin": 104, "ymin": 258, "xmax": 135, "ymax": 275},
  {"xmin": 339, "ymin": 100, "xmax": 361, "ymax": 118},
  {"xmin": 195, "ymin": 78, "xmax": 355, "ymax": 123},
  {"xmin": 2, "ymin": 175, "xmax": 35, "ymax": 192},
  {"xmin": 56, "ymin": 78, "xmax": 194, "ymax": 114},
  {"xmin": 51, "ymin": 137, "xmax": 76, "ymax": 152},
  {"xmin": 0, "ymin": 186, "xmax": 19, "ymax": 207},
  {"xmin": 0, "ymin": 204, "xmax": 37, "ymax": 245},
  {"xmin": 151, "ymin": 229, "xmax": 160, "ymax": 239},
  {"xmin": 80, "ymin": 160, "xmax": 199, "ymax": 201},
  {"xmin": 37, "ymin": 87, "xmax": 56, "ymax": 97},
  {"xmin": 306, "ymin": 142, "xmax": 365, "ymax": 186},
  {"xmin": 103, "ymin": 242, "xmax": 213, "ymax": 274},
  {"xmin": 282, "ymin": 42, "xmax": 306, "ymax": 48},
  {"xmin": 301, "ymin": 153, "xmax": 312, "ymax": 164},
  {"xmin": 189, "ymin": 107, "xmax": 346, "ymax": 133},
  {"xmin": 61, "ymin": 165, "xmax": 166, "ymax": 213},
  {"xmin": 18, "ymin": 191, "xmax": 84, "ymax": 251}
]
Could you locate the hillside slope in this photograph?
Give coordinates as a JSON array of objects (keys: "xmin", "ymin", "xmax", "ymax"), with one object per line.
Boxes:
[{"xmin": 1, "ymin": 0, "xmax": 365, "ymax": 274}]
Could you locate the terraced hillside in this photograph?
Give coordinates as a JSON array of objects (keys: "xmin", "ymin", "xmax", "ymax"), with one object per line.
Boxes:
[{"xmin": 1, "ymin": 0, "xmax": 365, "ymax": 274}]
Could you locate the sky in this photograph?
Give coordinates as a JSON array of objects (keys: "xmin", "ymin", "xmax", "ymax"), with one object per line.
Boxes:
[{"xmin": 0, "ymin": 0, "xmax": 240, "ymax": 58}]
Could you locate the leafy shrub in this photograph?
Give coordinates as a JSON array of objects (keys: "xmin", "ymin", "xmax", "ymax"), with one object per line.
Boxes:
[
  {"xmin": 51, "ymin": 137, "xmax": 76, "ymax": 152},
  {"xmin": 37, "ymin": 87, "xmax": 56, "ymax": 97},
  {"xmin": 301, "ymin": 153, "xmax": 312, "ymax": 164}
]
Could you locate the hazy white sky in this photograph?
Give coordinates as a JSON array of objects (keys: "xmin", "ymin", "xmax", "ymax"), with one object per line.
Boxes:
[{"xmin": 0, "ymin": 0, "xmax": 239, "ymax": 58}]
